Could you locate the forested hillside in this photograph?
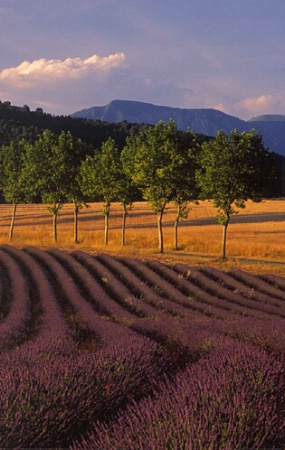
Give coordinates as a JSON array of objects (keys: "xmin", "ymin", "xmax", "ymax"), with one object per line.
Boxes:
[{"xmin": 0, "ymin": 100, "xmax": 147, "ymax": 150}]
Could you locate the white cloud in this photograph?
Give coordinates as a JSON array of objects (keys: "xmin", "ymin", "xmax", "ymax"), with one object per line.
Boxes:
[{"xmin": 0, "ymin": 52, "xmax": 126, "ymax": 87}]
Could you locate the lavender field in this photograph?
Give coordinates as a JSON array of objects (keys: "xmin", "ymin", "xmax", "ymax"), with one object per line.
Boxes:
[{"xmin": 0, "ymin": 244, "xmax": 285, "ymax": 449}]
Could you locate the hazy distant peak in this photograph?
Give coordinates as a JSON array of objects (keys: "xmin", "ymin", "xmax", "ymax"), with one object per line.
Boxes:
[{"xmin": 248, "ymin": 114, "xmax": 285, "ymax": 122}]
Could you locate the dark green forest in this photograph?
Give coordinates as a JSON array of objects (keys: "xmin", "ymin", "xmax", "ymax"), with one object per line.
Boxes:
[{"xmin": 0, "ymin": 100, "xmax": 152, "ymax": 150}]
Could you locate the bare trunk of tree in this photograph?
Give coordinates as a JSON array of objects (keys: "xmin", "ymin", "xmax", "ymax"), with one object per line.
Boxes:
[
  {"xmin": 122, "ymin": 204, "xmax": 127, "ymax": 246},
  {"xmin": 174, "ymin": 205, "xmax": 181, "ymax": 250},
  {"xmin": 222, "ymin": 221, "xmax": 229, "ymax": 260},
  {"xmin": 48, "ymin": 203, "xmax": 61, "ymax": 243},
  {"xmin": 74, "ymin": 204, "xmax": 79, "ymax": 244},
  {"xmin": 103, "ymin": 201, "xmax": 111, "ymax": 245},
  {"xmin": 53, "ymin": 213, "xmax": 58, "ymax": 243},
  {"xmin": 104, "ymin": 211, "xmax": 109, "ymax": 245},
  {"xmin": 174, "ymin": 218, "xmax": 179, "ymax": 250},
  {"xmin": 9, "ymin": 203, "xmax": 17, "ymax": 241},
  {"xmin": 104, "ymin": 213, "xmax": 109, "ymax": 245},
  {"xmin": 157, "ymin": 210, "xmax": 164, "ymax": 253}
]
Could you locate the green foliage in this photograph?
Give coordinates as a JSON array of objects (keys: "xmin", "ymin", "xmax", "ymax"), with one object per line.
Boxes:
[
  {"xmin": 80, "ymin": 138, "xmax": 122, "ymax": 206},
  {"xmin": 21, "ymin": 130, "xmax": 67, "ymax": 206},
  {"xmin": 0, "ymin": 140, "xmax": 26, "ymax": 204},
  {"xmin": 58, "ymin": 131, "xmax": 89, "ymax": 209},
  {"xmin": 0, "ymin": 139, "xmax": 34, "ymax": 239},
  {"xmin": 198, "ymin": 130, "xmax": 274, "ymax": 223},
  {"xmin": 122, "ymin": 120, "xmax": 181, "ymax": 213}
]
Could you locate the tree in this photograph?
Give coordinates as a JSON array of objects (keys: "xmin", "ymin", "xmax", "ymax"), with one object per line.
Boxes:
[
  {"xmin": 197, "ymin": 129, "xmax": 275, "ymax": 260},
  {"xmin": 122, "ymin": 120, "xmax": 184, "ymax": 253},
  {"xmin": 171, "ymin": 130, "xmax": 200, "ymax": 250},
  {"xmin": 116, "ymin": 160, "xmax": 140, "ymax": 246},
  {"xmin": 21, "ymin": 130, "xmax": 71, "ymax": 242},
  {"xmin": 0, "ymin": 140, "xmax": 26, "ymax": 240},
  {"xmin": 57, "ymin": 131, "xmax": 89, "ymax": 243},
  {"xmin": 80, "ymin": 138, "xmax": 122, "ymax": 245}
]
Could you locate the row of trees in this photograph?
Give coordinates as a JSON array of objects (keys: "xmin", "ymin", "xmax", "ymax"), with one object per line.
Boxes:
[
  {"xmin": 0, "ymin": 120, "xmax": 275, "ymax": 259},
  {"xmin": 122, "ymin": 120, "xmax": 274, "ymax": 258}
]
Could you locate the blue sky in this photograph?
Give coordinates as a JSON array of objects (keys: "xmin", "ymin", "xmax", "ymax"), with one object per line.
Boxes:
[{"xmin": 0, "ymin": 0, "xmax": 284, "ymax": 119}]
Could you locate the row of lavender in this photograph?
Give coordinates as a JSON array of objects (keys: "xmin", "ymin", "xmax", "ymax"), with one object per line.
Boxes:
[
  {"xmin": 0, "ymin": 336, "xmax": 176, "ymax": 448},
  {"xmin": 2, "ymin": 340, "xmax": 284, "ymax": 449},
  {"xmin": 0, "ymin": 245, "xmax": 285, "ymax": 447},
  {"xmin": 75, "ymin": 342, "xmax": 285, "ymax": 450},
  {"xmin": 2, "ymin": 244, "xmax": 285, "ymax": 355}
]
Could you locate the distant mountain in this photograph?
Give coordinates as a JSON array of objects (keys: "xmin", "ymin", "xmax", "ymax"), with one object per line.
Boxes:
[
  {"xmin": 248, "ymin": 115, "xmax": 285, "ymax": 122},
  {"xmin": 71, "ymin": 100, "xmax": 285, "ymax": 156}
]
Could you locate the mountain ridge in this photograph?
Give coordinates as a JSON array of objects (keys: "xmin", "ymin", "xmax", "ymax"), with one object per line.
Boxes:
[{"xmin": 71, "ymin": 99, "xmax": 285, "ymax": 156}]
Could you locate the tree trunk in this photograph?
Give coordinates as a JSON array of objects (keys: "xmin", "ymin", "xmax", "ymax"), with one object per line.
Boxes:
[
  {"xmin": 9, "ymin": 203, "xmax": 17, "ymax": 241},
  {"xmin": 104, "ymin": 213, "xmax": 109, "ymax": 245},
  {"xmin": 53, "ymin": 213, "xmax": 58, "ymax": 243},
  {"xmin": 122, "ymin": 204, "xmax": 127, "ymax": 246},
  {"xmin": 103, "ymin": 201, "xmax": 111, "ymax": 245},
  {"xmin": 222, "ymin": 222, "xmax": 228, "ymax": 260},
  {"xmin": 174, "ymin": 204, "xmax": 181, "ymax": 250},
  {"xmin": 104, "ymin": 210, "xmax": 109, "ymax": 245},
  {"xmin": 157, "ymin": 210, "xmax": 164, "ymax": 253},
  {"xmin": 174, "ymin": 218, "xmax": 179, "ymax": 250},
  {"xmin": 74, "ymin": 204, "xmax": 79, "ymax": 243}
]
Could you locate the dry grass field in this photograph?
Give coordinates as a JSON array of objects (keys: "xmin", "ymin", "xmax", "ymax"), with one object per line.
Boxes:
[{"xmin": 1, "ymin": 199, "xmax": 285, "ymax": 274}]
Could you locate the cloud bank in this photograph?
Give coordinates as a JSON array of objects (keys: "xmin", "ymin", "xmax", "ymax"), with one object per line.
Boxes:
[
  {"xmin": 0, "ymin": 53, "xmax": 126, "ymax": 87},
  {"xmin": 238, "ymin": 95, "xmax": 275, "ymax": 115}
]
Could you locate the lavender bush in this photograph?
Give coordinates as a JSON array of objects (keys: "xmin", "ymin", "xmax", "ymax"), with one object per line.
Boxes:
[
  {"xmin": 24, "ymin": 246, "xmax": 138, "ymax": 348},
  {"xmin": 96, "ymin": 252, "xmax": 192, "ymax": 318},
  {"xmin": 2, "ymin": 245, "xmax": 73, "ymax": 350},
  {"xmin": 0, "ymin": 337, "xmax": 173, "ymax": 448},
  {"xmin": 121, "ymin": 256, "xmax": 228, "ymax": 319},
  {"xmin": 1, "ymin": 247, "xmax": 285, "ymax": 448},
  {"xmin": 74, "ymin": 342, "xmax": 285, "ymax": 450},
  {"xmin": 0, "ymin": 248, "xmax": 31, "ymax": 348}
]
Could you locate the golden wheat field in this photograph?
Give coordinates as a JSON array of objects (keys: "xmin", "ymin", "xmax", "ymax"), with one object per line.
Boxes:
[{"xmin": 1, "ymin": 199, "xmax": 285, "ymax": 274}]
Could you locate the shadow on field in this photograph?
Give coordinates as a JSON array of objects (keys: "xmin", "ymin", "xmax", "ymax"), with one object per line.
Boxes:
[
  {"xmin": 1, "ymin": 211, "xmax": 284, "ymax": 229},
  {"xmin": 184, "ymin": 212, "xmax": 285, "ymax": 227},
  {"xmin": 132, "ymin": 212, "xmax": 285, "ymax": 229}
]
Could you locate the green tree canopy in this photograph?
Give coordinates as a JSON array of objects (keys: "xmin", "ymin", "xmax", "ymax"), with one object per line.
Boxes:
[{"xmin": 0, "ymin": 140, "xmax": 27, "ymax": 240}]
